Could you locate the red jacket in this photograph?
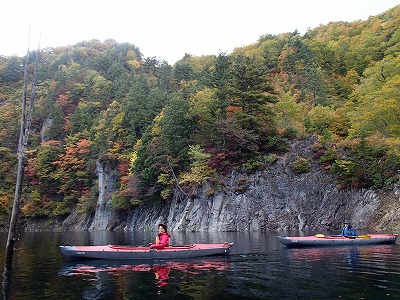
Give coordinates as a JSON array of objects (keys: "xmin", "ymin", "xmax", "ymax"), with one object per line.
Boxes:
[{"xmin": 151, "ymin": 232, "xmax": 171, "ymax": 249}]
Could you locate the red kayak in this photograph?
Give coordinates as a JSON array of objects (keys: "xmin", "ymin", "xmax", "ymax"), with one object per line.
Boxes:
[
  {"xmin": 277, "ymin": 234, "xmax": 398, "ymax": 247},
  {"xmin": 60, "ymin": 243, "xmax": 234, "ymax": 259}
]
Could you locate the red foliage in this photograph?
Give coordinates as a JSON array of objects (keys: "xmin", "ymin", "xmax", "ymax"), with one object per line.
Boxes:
[
  {"xmin": 56, "ymin": 94, "xmax": 76, "ymax": 115},
  {"xmin": 119, "ymin": 174, "xmax": 140, "ymax": 198},
  {"xmin": 52, "ymin": 139, "xmax": 93, "ymax": 196},
  {"xmin": 206, "ymin": 148, "xmax": 232, "ymax": 173},
  {"xmin": 55, "ymin": 84, "xmax": 69, "ymax": 97},
  {"xmin": 25, "ymin": 157, "xmax": 39, "ymax": 185},
  {"xmin": 118, "ymin": 160, "xmax": 130, "ymax": 178},
  {"xmin": 226, "ymin": 105, "xmax": 242, "ymax": 117}
]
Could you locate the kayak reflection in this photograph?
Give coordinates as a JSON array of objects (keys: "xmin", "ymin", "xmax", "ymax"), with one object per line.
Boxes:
[
  {"xmin": 60, "ymin": 257, "xmax": 231, "ymax": 287},
  {"xmin": 285, "ymin": 244, "xmax": 398, "ymax": 265}
]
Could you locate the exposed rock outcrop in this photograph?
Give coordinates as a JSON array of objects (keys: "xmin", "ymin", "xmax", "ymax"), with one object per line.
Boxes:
[
  {"xmin": 62, "ymin": 138, "xmax": 400, "ymax": 232},
  {"xmin": 89, "ymin": 161, "xmax": 118, "ymax": 231}
]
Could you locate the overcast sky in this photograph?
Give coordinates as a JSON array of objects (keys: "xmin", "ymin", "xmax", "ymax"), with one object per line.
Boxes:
[{"xmin": 2, "ymin": 0, "xmax": 399, "ymax": 64}]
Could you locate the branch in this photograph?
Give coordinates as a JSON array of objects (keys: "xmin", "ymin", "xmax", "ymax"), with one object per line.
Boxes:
[{"xmin": 166, "ymin": 156, "xmax": 188, "ymax": 197}]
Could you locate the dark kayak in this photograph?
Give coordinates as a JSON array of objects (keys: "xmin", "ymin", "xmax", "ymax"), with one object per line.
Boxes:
[
  {"xmin": 277, "ymin": 233, "xmax": 398, "ymax": 247},
  {"xmin": 60, "ymin": 242, "xmax": 234, "ymax": 259}
]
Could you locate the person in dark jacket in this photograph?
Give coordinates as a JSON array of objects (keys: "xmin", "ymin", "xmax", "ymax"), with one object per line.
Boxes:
[
  {"xmin": 339, "ymin": 220, "xmax": 357, "ymax": 237},
  {"xmin": 150, "ymin": 224, "xmax": 171, "ymax": 249}
]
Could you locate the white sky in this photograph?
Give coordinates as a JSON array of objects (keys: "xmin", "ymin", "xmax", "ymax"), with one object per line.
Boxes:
[{"xmin": 2, "ymin": 0, "xmax": 399, "ymax": 64}]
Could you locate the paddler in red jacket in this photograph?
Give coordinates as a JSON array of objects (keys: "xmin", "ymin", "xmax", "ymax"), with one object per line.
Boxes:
[{"xmin": 150, "ymin": 224, "xmax": 171, "ymax": 249}]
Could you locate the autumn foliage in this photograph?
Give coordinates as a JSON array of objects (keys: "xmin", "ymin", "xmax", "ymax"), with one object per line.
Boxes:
[{"xmin": 0, "ymin": 6, "xmax": 399, "ymax": 218}]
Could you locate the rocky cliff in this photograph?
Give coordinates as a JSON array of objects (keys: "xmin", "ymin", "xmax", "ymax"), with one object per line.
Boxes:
[{"xmin": 62, "ymin": 138, "xmax": 400, "ymax": 232}]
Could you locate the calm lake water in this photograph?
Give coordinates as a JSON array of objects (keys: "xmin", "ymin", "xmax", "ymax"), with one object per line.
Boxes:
[{"xmin": 0, "ymin": 230, "xmax": 399, "ymax": 299}]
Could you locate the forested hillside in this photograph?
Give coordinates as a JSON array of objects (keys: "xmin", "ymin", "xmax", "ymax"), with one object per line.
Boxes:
[{"xmin": 0, "ymin": 5, "xmax": 399, "ymax": 223}]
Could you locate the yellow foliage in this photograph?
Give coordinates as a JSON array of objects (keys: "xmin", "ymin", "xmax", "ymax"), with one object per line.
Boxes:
[
  {"xmin": 307, "ymin": 105, "xmax": 345, "ymax": 138},
  {"xmin": 151, "ymin": 111, "xmax": 164, "ymax": 135},
  {"xmin": 128, "ymin": 59, "xmax": 140, "ymax": 70},
  {"xmin": 188, "ymin": 88, "xmax": 217, "ymax": 127},
  {"xmin": 345, "ymin": 69, "xmax": 360, "ymax": 86},
  {"xmin": 179, "ymin": 164, "xmax": 216, "ymax": 186},
  {"xmin": 274, "ymin": 91, "xmax": 306, "ymax": 135},
  {"xmin": 347, "ymin": 55, "xmax": 400, "ymax": 138},
  {"xmin": 179, "ymin": 145, "xmax": 216, "ymax": 186},
  {"xmin": 0, "ymin": 191, "xmax": 11, "ymax": 209},
  {"xmin": 129, "ymin": 151, "xmax": 138, "ymax": 169},
  {"xmin": 157, "ymin": 173, "xmax": 174, "ymax": 185}
]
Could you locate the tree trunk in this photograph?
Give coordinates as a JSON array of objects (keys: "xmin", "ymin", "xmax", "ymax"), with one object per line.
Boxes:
[{"xmin": 4, "ymin": 48, "xmax": 40, "ymax": 271}]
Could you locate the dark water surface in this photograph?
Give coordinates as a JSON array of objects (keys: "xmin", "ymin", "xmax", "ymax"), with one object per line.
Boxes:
[{"xmin": 0, "ymin": 231, "xmax": 399, "ymax": 299}]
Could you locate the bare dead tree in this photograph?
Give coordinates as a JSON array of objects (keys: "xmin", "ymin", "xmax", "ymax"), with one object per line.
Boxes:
[
  {"xmin": 166, "ymin": 156, "xmax": 188, "ymax": 197},
  {"xmin": 4, "ymin": 44, "xmax": 40, "ymax": 271}
]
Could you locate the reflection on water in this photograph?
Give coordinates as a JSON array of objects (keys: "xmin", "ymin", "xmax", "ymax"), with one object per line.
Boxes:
[
  {"xmin": 0, "ymin": 231, "xmax": 399, "ymax": 299},
  {"xmin": 60, "ymin": 257, "xmax": 231, "ymax": 276},
  {"xmin": 153, "ymin": 265, "xmax": 169, "ymax": 287},
  {"xmin": 285, "ymin": 244, "xmax": 398, "ymax": 268},
  {"xmin": 285, "ymin": 245, "xmax": 362, "ymax": 263},
  {"xmin": 60, "ymin": 256, "xmax": 231, "ymax": 292}
]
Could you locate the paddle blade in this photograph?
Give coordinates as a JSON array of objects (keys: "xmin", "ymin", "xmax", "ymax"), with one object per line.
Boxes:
[
  {"xmin": 315, "ymin": 234, "xmax": 325, "ymax": 238},
  {"xmin": 358, "ymin": 235, "xmax": 371, "ymax": 239}
]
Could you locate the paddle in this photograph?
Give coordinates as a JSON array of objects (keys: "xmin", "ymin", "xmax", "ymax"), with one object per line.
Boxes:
[
  {"xmin": 344, "ymin": 235, "xmax": 371, "ymax": 239},
  {"xmin": 314, "ymin": 234, "xmax": 334, "ymax": 238},
  {"xmin": 315, "ymin": 234, "xmax": 371, "ymax": 239},
  {"xmin": 357, "ymin": 234, "xmax": 371, "ymax": 239}
]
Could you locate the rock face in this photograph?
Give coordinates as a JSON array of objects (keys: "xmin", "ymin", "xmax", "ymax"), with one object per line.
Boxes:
[
  {"xmin": 63, "ymin": 138, "xmax": 400, "ymax": 232},
  {"xmin": 89, "ymin": 161, "xmax": 118, "ymax": 231}
]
